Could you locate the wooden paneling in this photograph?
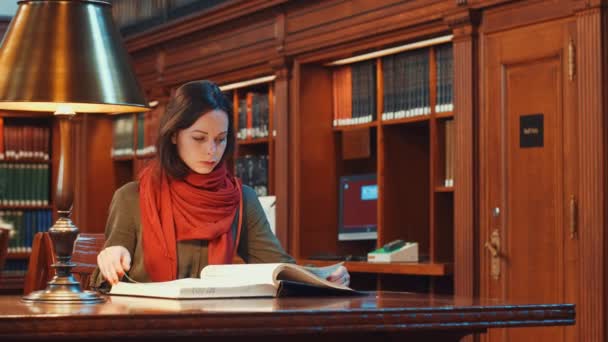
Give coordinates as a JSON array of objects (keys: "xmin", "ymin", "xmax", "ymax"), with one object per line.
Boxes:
[
  {"xmin": 482, "ymin": 0, "xmax": 579, "ymax": 34},
  {"xmin": 284, "ymin": 0, "xmax": 452, "ymax": 56},
  {"xmin": 300, "ymin": 259, "xmax": 452, "ymax": 276},
  {"xmin": 293, "ymin": 64, "xmax": 336, "ymax": 259},
  {"xmin": 382, "ymin": 123, "xmax": 430, "ymax": 256},
  {"xmin": 72, "ymin": 115, "xmax": 117, "ymax": 234},
  {"xmin": 125, "ymin": 0, "xmax": 287, "ymax": 52},
  {"xmin": 448, "ymin": 8, "xmax": 478, "ymax": 304},
  {"xmin": 576, "ymin": 7, "xmax": 606, "ymax": 342},
  {"xmin": 160, "ymin": 19, "xmax": 275, "ymax": 81},
  {"xmin": 273, "ymin": 65, "xmax": 291, "ymax": 250}
]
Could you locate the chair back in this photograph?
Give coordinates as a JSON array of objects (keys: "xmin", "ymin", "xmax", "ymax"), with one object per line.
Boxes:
[
  {"xmin": 0, "ymin": 228, "xmax": 10, "ymax": 276},
  {"xmin": 24, "ymin": 232, "xmax": 105, "ymax": 295},
  {"xmin": 71, "ymin": 233, "xmax": 105, "ymax": 289}
]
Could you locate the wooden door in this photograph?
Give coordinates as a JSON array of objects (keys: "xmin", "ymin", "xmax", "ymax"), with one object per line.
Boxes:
[{"xmin": 481, "ymin": 19, "xmax": 578, "ymax": 342}]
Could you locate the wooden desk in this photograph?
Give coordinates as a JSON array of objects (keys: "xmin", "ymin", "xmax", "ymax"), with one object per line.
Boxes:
[{"xmin": 0, "ymin": 292, "xmax": 574, "ymax": 341}]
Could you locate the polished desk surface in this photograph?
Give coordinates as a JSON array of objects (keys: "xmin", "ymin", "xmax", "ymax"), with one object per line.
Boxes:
[{"xmin": 0, "ymin": 292, "xmax": 574, "ymax": 341}]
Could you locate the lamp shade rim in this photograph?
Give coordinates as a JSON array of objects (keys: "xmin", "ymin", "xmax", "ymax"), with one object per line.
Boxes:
[
  {"xmin": 17, "ymin": 0, "xmax": 111, "ymax": 6},
  {"xmin": 0, "ymin": 101, "xmax": 149, "ymax": 114}
]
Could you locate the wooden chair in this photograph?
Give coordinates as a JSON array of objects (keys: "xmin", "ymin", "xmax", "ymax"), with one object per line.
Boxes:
[
  {"xmin": 23, "ymin": 232, "xmax": 105, "ymax": 295},
  {"xmin": 0, "ymin": 228, "xmax": 10, "ymax": 277}
]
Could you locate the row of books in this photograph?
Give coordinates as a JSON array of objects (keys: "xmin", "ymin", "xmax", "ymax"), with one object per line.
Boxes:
[
  {"xmin": 136, "ymin": 104, "xmax": 163, "ymax": 157},
  {"xmin": 112, "ymin": 114, "xmax": 136, "ymax": 158},
  {"xmin": 1, "ymin": 209, "xmax": 53, "ymax": 253},
  {"xmin": 0, "ymin": 163, "xmax": 50, "ymax": 206},
  {"xmin": 0, "ymin": 118, "xmax": 51, "ymax": 161},
  {"xmin": 237, "ymin": 92, "xmax": 270, "ymax": 140},
  {"xmin": 435, "ymin": 44, "xmax": 454, "ymax": 113},
  {"xmin": 111, "ymin": 104, "xmax": 163, "ymax": 158},
  {"xmin": 381, "ymin": 48, "xmax": 431, "ymax": 120},
  {"xmin": 333, "ymin": 60, "xmax": 377, "ymax": 126},
  {"xmin": 2, "ymin": 259, "xmax": 28, "ymax": 277},
  {"xmin": 112, "ymin": 0, "xmax": 216, "ymax": 28},
  {"xmin": 111, "ymin": 92, "xmax": 275, "ymax": 158},
  {"xmin": 235, "ymin": 155, "xmax": 268, "ymax": 197},
  {"xmin": 331, "ymin": 44, "xmax": 454, "ymax": 127}
]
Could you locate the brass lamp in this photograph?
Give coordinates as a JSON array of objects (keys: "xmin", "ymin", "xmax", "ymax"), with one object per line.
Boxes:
[{"xmin": 0, "ymin": 0, "xmax": 148, "ymax": 303}]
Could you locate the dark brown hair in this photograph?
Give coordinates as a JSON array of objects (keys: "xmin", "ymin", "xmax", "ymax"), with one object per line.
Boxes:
[{"xmin": 156, "ymin": 80, "xmax": 234, "ymax": 179}]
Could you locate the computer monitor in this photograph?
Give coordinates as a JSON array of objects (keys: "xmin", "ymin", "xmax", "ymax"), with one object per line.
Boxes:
[{"xmin": 338, "ymin": 174, "xmax": 378, "ymax": 241}]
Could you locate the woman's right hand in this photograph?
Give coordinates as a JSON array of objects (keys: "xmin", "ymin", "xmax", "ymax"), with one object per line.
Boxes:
[{"xmin": 97, "ymin": 246, "xmax": 131, "ymax": 285}]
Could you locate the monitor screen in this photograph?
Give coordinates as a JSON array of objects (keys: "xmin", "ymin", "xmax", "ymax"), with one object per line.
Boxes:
[{"xmin": 338, "ymin": 174, "xmax": 378, "ymax": 241}]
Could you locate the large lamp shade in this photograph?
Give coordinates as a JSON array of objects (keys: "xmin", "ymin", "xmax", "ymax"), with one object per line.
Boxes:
[
  {"xmin": 0, "ymin": 0, "xmax": 148, "ymax": 113},
  {"xmin": 0, "ymin": 0, "xmax": 149, "ymax": 304}
]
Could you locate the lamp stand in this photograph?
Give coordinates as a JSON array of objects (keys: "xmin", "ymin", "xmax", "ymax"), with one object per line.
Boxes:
[{"xmin": 23, "ymin": 114, "xmax": 104, "ymax": 304}]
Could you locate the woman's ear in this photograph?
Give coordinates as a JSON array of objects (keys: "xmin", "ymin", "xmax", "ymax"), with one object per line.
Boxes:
[{"xmin": 171, "ymin": 132, "xmax": 177, "ymax": 144}]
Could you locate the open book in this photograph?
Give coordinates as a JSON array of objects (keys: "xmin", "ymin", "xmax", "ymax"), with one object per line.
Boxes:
[{"xmin": 108, "ymin": 262, "xmax": 357, "ymax": 299}]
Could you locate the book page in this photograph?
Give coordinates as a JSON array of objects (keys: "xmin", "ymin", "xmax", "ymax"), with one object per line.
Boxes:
[
  {"xmin": 303, "ymin": 262, "xmax": 344, "ymax": 279},
  {"xmin": 278, "ymin": 263, "xmax": 352, "ymax": 291},
  {"xmin": 200, "ymin": 263, "xmax": 281, "ymax": 286},
  {"xmin": 109, "ymin": 278, "xmax": 277, "ymax": 299}
]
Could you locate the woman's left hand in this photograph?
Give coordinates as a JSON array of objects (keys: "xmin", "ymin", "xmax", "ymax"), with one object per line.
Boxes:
[{"xmin": 326, "ymin": 265, "xmax": 350, "ymax": 286}]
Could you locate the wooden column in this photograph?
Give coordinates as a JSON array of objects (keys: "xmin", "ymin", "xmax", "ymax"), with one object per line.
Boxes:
[
  {"xmin": 272, "ymin": 63, "xmax": 291, "ymax": 251},
  {"xmin": 445, "ymin": 8, "xmax": 480, "ymax": 305},
  {"xmin": 72, "ymin": 114, "xmax": 116, "ymax": 234},
  {"xmin": 575, "ymin": 6, "xmax": 606, "ymax": 342},
  {"xmin": 271, "ymin": 11, "xmax": 291, "ymax": 251}
]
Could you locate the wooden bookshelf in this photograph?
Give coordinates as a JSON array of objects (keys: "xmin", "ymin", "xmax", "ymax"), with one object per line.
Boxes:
[
  {"xmin": 0, "ymin": 205, "xmax": 53, "ymax": 210},
  {"xmin": 0, "ymin": 160, "xmax": 52, "ymax": 164},
  {"xmin": 111, "ymin": 155, "xmax": 135, "ymax": 162},
  {"xmin": 237, "ymin": 137, "xmax": 271, "ymax": 145},
  {"xmin": 299, "ymin": 259, "xmax": 452, "ymax": 276},
  {"xmin": 0, "ymin": 115, "xmax": 57, "ymax": 294},
  {"xmin": 110, "ymin": 79, "xmax": 277, "ymax": 196},
  {"xmin": 0, "ymin": 275, "xmax": 26, "ymax": 294},
  {"xmin": 381, "ymin": 115, "xmax": 431, "ymax": 127},
  {"xmin": 332, "ymin": 121, "xmax": 378, "ymax": 132},
  {"xmin": 435, "ymin": 111, "xmax": 454, "ymax": 120},
  {"xmin": 6, "ymin": 252, "xmax": 30, "ymax": 260},
  {"xmin": 292, "ymin": 42, "xmax": 455, "ymax": 290}
]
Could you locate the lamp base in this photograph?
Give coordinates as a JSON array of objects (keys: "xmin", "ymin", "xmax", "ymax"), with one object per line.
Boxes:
[
  {"xmin": 23, "ymin": 274, "xmax": 105, "ymax": 304},
  {"xmin": 22, "ymin": 214, "xmax": 105, "ymax": 304}
]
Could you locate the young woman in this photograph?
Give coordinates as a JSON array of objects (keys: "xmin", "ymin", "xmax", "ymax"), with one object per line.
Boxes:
[{"xmin": 92, "ymin": 80, "xmax": 349, "ymax": 288}]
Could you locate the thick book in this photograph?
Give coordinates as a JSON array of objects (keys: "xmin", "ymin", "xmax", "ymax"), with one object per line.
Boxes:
[{"xmin": 108, "ymin": 262, "xmax": 357, "ymax": 299}]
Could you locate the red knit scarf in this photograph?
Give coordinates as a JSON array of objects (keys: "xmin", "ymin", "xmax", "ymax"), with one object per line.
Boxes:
[{"xmin": 139, "ymin": 162, "xmax": 241, "ymax": 281}]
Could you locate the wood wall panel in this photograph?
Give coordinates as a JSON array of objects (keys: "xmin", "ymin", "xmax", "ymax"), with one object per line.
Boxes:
[
  {"xmin": 273, "ymin": 64, "xmax": 291, "ymax": 251},
  {"xmin": 292, "ymin": 64, "xmax": 336, "ymax": 259},
  {"xmin": 575, "ymin": 7, "xmax": 606, "ymax": 342},
  {"xmin": 125, "ymin": 0, "xmax": 287, "ymax": 52},
  {"xmin": 286, "ymin": 0, "xmax": 414, "ymax": 34},
  {"xmin": 449, "ymin": 8, "xmax": 478, "ymax": 304},
  {"xmin": 163, "ymin": 20, "xmax": 275, "ymax": 70},
  {"xmin": 482, "ymin": 0, "xmax": 578, "ymax": 34},
  {"xmin": 285, "ymin": 0, "xmax": 452, "ymax": 56},
  {"xmin": 72, "ymin": 115, "xmax": 116, "ymax": 234},
  {"xmin": 160, "ymin": 42, "xmax": 276, "ymax": 86},
  {"xmin": 131, "ymin": 52, "xmax": 159, "ymax": 82}
]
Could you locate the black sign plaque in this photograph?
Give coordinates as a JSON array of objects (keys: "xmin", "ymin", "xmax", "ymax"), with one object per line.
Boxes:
[{"xmin": 520, "ymin": 114, "xmax": 543, "ymax": 148}]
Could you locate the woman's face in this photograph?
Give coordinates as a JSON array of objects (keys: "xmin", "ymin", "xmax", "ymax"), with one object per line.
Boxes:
[{"xmin": 173, "ymin": 109, "xmax": 229, "ymax": 174}]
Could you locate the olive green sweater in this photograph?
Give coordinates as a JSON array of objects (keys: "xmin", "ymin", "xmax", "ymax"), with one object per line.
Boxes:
[{"xmin": 91, "ymin": 181, "xmax": 293, "ymax": 288}]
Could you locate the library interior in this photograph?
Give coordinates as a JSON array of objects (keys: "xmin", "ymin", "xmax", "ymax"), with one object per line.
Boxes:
[{"xmin": 0, "ymin": 0, "xmax": 605, "ymax": 341}]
